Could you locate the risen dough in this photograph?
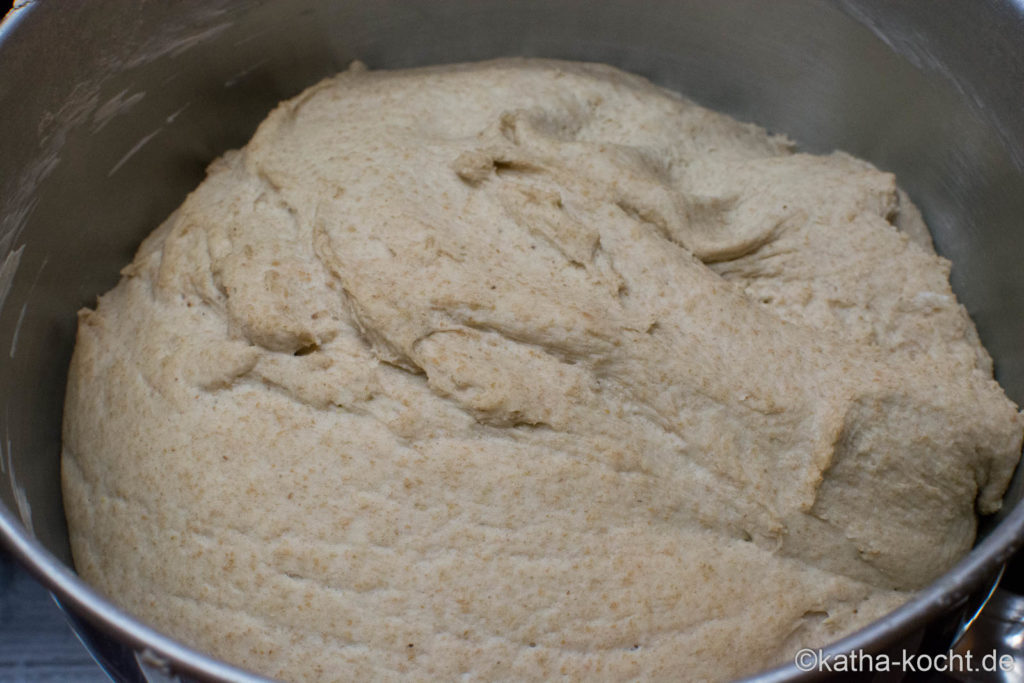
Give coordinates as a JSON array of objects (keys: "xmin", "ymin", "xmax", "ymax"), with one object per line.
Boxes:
[{"xmin": 63, "ymin": 59, "xmax": 1023, "ymax": 681}]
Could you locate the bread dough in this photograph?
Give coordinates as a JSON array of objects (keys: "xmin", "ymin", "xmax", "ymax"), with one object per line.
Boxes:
[{"xmin": 63, "ymin": 59, "xmax": 1023, "ymax": 682}]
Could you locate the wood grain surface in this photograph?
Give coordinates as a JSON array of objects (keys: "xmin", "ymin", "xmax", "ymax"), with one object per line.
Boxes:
[{"xmin": 0, "ymin": 548, "xmax": 106, "ymax": 682}]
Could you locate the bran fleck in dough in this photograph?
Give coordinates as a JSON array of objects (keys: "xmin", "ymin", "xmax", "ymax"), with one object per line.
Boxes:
[{"xmin": 63, "ymin": 59, "xmax": 1024, "ymax": 682}]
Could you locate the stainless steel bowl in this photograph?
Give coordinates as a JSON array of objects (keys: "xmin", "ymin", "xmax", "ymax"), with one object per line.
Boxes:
[{"xmin": 2, "ymin": 1, "xmax": 1023, "ymax": 680}]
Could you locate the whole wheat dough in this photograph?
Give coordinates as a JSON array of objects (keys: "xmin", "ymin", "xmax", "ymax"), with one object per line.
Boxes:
[{"xmin": 63, "ymin": 59, "xmax": 1024, "ymax": 682}]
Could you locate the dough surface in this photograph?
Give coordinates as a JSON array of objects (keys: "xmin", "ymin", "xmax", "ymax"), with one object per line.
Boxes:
[{"xmin": 63, "ymin": 59, "xmax": 1023, "ymax": 682}]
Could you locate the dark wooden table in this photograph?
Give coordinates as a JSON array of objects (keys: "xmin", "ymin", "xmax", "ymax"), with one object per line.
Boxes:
[{"xmin": 0, "ymin": 548, "xmax": 107, "ymax": 682}]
